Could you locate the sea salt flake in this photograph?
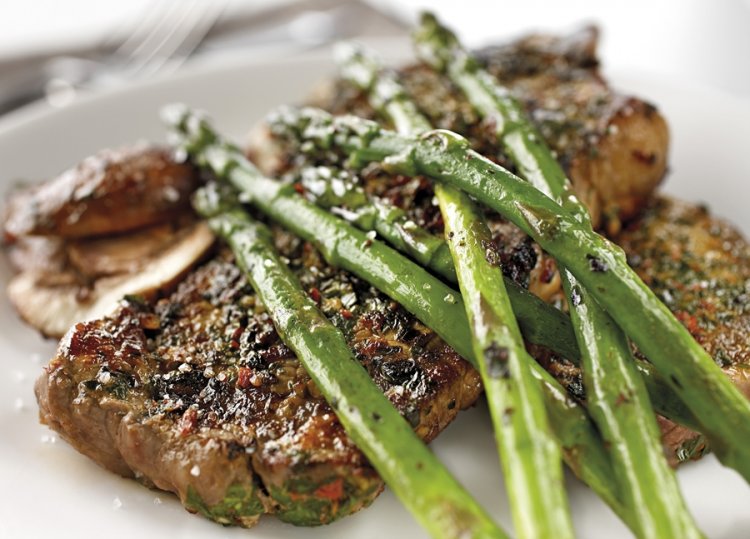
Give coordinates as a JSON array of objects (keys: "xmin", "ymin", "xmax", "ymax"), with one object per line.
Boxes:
[
  {"xmin": 162, "ymin": 185, "xmax": 180, "ymax": 202},
  {"xmin": 190, "ymin": 465, "xmax": 201, "ymax": 477},
  {"xmin": 153, "ymin": 497, "xmax": 163, "ymax": 505},
  {"xmin": 112, "ymin": 497, "xmax": 123, "ymax": 510}
]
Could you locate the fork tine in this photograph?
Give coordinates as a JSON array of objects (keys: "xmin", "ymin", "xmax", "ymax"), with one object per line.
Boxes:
[
  {"xmin": 169, "ymin": 2, "xmax": 229, "ymax": 66},
  {"xmin": 122, "ymin": 0, "xmax": 186, "ymax": 75},
  {"xmin": 114, "ymin": 0, "xmax": 181, "ymax": 60},
  {"xmin": 125, "ymin": 0, "xmax": 227, "ymax": 79}
]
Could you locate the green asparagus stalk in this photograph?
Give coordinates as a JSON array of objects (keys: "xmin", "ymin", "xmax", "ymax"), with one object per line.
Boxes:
[
  {"xmin": 413, "ymin": 14, "xmax": 703, "ymax": 538},
  {"xmin": 413, "ymin": 13, "xmax": 568, "ymax": 203},
  {"xmin": 300, "ymin": 166, "xmax": 456, "ymax": 281},
  {"xmin": 335, "ymin": 42, "xmax": 698, "ymax": 433},
  {"xmin": 337, "ymin": 42, "xmax": 574, "ymax": 538},
  {"xmin": 266, "ymin": 105, "xmax": 750, "ymax": 482},
  {"xmin": 299, "ymin": 164, "xmax": 581, "ymax": 363},
  {"xmin": 438, "ymin": 183, "xmax": 574, "ymax": 538},
  {"xmin": 164, "ymin": 105, "xmax": 632, "ymax": 525},
  {"xmin": 335, "ymin": 42, "xmax": 433, "ymax": 136},
  {"xmin": 299, "ymin": 165, "xmax": 699, "ymax": 432},
  {"xmin": 192, "ymin": 181, "xmax": 507, "ymax": 539}
]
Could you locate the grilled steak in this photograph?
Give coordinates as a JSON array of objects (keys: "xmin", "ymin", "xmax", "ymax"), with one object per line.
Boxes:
[
  {"xmin": 25, "ymin": 28, "xmax": 749, "ymax": 529},
  {"xmin": 541, "ymin": 195, "xmax": 750, "ymax": 464},
  {"xmin": 3, "ymin": 145, "xmax": 198, "ymax": 240},
  {"xmin": 312, "ymin": 26, "xmax": 669, "ymax": 234},
  {"xmin": 617, "ymin": 197, "xmax": 750, "ymax": 399},
  {"xmin": 36, "ymin": 245, "xmax": 481, "ymax": 526}
]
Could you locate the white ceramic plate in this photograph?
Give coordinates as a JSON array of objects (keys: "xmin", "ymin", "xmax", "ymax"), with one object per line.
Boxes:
[{"xmin": 1, "ymin": 41, "xmax": 749, "ymax": 539}]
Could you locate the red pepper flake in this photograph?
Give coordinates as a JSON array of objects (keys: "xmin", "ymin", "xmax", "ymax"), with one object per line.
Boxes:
[
  {"xmin": 675, "ymin": 311, "xmax": 700, "ymax": 336},
  {"xmin": 540, "ymin": 258, "xmax": 556, "ymax": 284},
  {"xmin": 178, "ymin": 408, "xmax": 198, "ymax": 436},
  {"xmin": 340, "ymin": 308, "xmax": 353, "ymax": 320},
  {"xmin": 310, "ymin": 287, "xmax": 321, "ymax": 303},
  {"xmin": 231, "ymin": 326, "xmax": 245, "ymax": 341},
  {"xmin": 293, "ymin": 183, "xmax": 305, "ymax": 195},
  {"xmin": 237, "ymin": 367, "xmax": 254, "ymax": 389},
  {"xmin": 314, "ymin": 478, "xmax": 344, "ymax": 501}
]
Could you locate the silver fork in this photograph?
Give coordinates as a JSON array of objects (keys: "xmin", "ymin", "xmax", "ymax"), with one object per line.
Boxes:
[
  {"xmin": 112, "ymin": 0, "xmax": 228, "ymax": 80},
  {"xmin": 0, "ymin": 0, "xmax": 408, "ymax": 114},
  {"xmin": 43, "ymin": 0, "xmax": 227, "ymax": 105}
]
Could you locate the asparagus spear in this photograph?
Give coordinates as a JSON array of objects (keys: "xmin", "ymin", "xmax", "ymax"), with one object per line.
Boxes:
[
  {"xmin": 164, "ymin": 105, "xmax": 632, "ymax": 525},
  {"xmin": 299, "ymin": 165, "xmax": 699, "ymax": 432},
  {"xmin": 299, "ymin": 164, "xmax": 581, "ymax": 363},
  {"xmin": 300, "ymin": 166, "xmax": 456, "ymax": 281},
  {"xmin": 266, "ymin": 105, "xmax": 750, "ymax": 482},
  {"xmin": 413, "ymin": 14, "xmax": 703, "ymax": 538},
  {"xmin": 438, "ymin": 184, "xmax": 574, "ymax": 538},
  {"xmin": 337, "ymin": 42, "xmax": 574, "ymax": 538},
  {"xmin": 192, "ymin": 181, "xmax": 507, "ymax": 539}
]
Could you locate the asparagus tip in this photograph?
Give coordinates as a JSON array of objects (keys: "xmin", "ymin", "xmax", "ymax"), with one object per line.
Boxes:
[
  {"xmin": 161, "ymin": 102, "xmax": 196, "ymax": 130},
  {"xmin": 192, "ymin": 182, "xmax": 239, "ymax": 218},
  {"xmin": 413, "ymin": 11, "xmax": 461, "ymax": 71}
]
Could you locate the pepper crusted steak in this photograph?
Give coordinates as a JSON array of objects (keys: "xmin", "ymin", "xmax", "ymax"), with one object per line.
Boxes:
[{"xmin": 36, "ymin": 241, "xmax": 481, "ymax": 526}]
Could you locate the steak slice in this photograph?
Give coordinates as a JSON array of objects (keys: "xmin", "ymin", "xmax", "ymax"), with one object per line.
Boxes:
[
  {"xmin": 257, "ymin": 27, "xmax": 670, "ymax": 307},
  {"xmin": 36, "ymin": 239, "xmax": 481, "ymax": 527}
]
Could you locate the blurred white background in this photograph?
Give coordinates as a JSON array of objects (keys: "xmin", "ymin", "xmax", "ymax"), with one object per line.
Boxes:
[
  {"xmin": 0, "ymin": 0, "xmax": 748, "ymax": 103},
  {"xmin": 386, "ymin": 0, "xmax": 750, "ymax": 98}
]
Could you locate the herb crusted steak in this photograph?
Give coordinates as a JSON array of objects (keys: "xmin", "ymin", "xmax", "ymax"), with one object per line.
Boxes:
[{"xmin": 36, "ymin": 244, "xmax": 481, "ymax": 526}]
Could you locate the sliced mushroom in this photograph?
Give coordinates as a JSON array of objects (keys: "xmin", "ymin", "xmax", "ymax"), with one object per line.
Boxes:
[{"xmin": 8, "ymin": 221, "xmax": 214, "ymax": 338}]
